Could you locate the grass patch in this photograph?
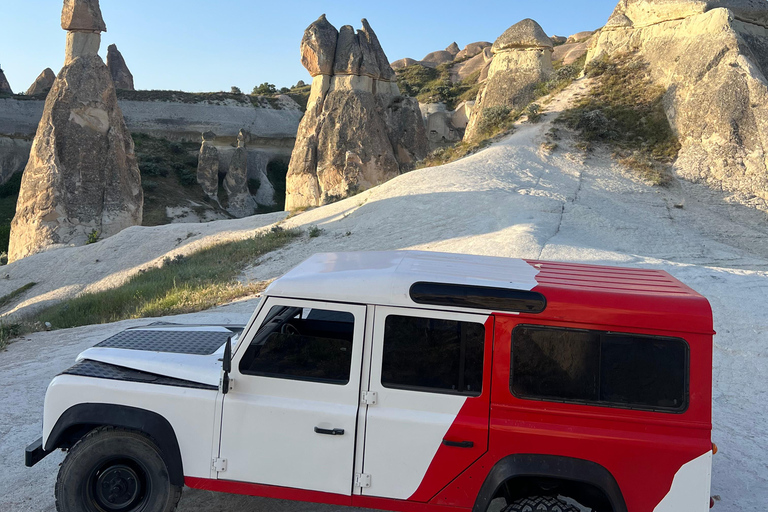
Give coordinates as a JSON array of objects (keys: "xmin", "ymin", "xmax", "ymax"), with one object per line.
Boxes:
[
  {"xmin": 0, "ymin": 282, "xmax": 36, "ymax": 310},
  {"xmin": 0, "ymin": 322, "xmax": 22, "ymax": 350},
  {"xmin": 0, "ymin": 171, "xmax": 23, "ymax": 256},
  {"xmin": 557, "ymin": 53, "xmax": 680, "ymax": 186},
  {"xmin": 31, "ymin": 228, "xmax": 301, "ymax": 330}
]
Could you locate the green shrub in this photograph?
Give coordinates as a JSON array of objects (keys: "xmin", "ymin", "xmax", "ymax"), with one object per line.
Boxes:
[{"xmin": 253, "ymin": 83, "xmax": 277, "ymax": 96}]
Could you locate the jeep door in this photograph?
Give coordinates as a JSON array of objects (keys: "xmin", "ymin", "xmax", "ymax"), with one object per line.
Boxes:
[
  {"xmin": 359, "ymin": 306, "xmax": 492, "ymax": 501},
  {"xmin": 218, "ymin": 297, "xmax": 366, "ymax": 495}
]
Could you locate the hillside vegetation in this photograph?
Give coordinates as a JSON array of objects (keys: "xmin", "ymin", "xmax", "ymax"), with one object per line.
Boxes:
[{"xmin": 557, "ymin": 53, "xmax": 680, "ymax": 185}]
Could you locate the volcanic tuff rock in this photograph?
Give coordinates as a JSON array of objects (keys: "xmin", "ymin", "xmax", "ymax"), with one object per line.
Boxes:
[
  {"xmin": 107, "ymin": 44, "xmax": 135, "ymax": 91},
  {"xmin": 197, "ymin": 131, "xmax": 219, "ymax": 201},
  {"xmin": 61, "ymin": 0, "xmax": 106, "ymax": 31},
  {"xmin": 589, "ymin": 0, "xmax": 768, "ymax": 209},
  {"xmin": 420, "ymin": 50, "xmax": 455, "ymax": 67},
  {"xmin": 550, "ymin": 35, "xmax": 568, "ymax": 45},
  {"xmin": 8, "ymin": 0, "xmax": 142, "ymax": 262},
  {"xmin": 301, "ymin": 14, "xmax": 338, "ymax": 77},
  {"xmin": 0, "ymin": 68, "xmax": 13, "ymax": 94},
  {"xmin": 224, "ymin": 130, "xmax": 255, "ymax": 217},
  {"xmin": 566, "ymin": 31, "xmax": 596, "ymax": 43},
  {"xmin": 455, "ymin": 41, "xmax": 492, "ymax": 60},
  {"xmin": 26, "ymin": 68, "xmax": 56, "ymax": 96},
  {"xmin": 464, "ymin": 19, "xmax": 554, "ymax": 141},
  {"xmin": 446, "ymin": 42, "xmax": 461, "ymax": 56},
  {"xmin": 285, "ymin": 16, "xmax": 428, "ymax": 210}
]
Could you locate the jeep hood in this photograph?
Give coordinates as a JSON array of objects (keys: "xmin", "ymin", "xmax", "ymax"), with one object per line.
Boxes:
[{"xmin": 74, "ymin": 324, "xmax": 245, "ymax": 387}]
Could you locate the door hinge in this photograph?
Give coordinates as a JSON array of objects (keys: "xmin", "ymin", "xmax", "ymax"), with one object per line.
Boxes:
[
  {"xmin": 361, "ymin": 391, "xmax": 378, "ymax": 405},
  {"xmin": 212, "ymin": 458, "xmax": 227, "ymax": 473},
  {"xmin": 355, "ymin": 473, "xmax": 371, "ymax": 488}
]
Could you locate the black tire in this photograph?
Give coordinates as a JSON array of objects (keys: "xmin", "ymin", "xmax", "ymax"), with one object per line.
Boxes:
[
  {"xmin": 55, "ymin": 427, "xmax": 182, "ymax": 512},
  {"xmin": 503, "ymin": 496, "xmax": 582, "ymax": 512}
]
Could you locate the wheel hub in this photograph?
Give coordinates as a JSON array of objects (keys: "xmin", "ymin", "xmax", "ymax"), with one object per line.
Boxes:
[{"xmin": 95, "ymin": 464, "xmax": 140, "ymax": 510}]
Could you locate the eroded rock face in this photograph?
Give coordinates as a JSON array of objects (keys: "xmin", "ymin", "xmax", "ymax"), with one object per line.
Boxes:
[
  {"xmin": 589, "ymin": 1, "xmax": 768, "ymax": 209},
  {"xmin": 26, "ymin": 68, "xmax": 56, "ymax": 96},
  {"xmin": 197, "ymin": 131, "xmax": 219, "ymax": 200},
  {"xmin": 608, "ymin": 0, "xmax": 768, "ymax": 28},
  {"xmin": 8, "ymin": 55, "xmax": 142, "ymax": 262},
  {"xmin": 107, "ymin": 44, "xmax": 135, "ymax": 91},
  {"xmin": 464, "ymin": 19, "xmax": 554, "ymax": 141},
  {"xmin": 301, "ymin": 14, "xmax": 338, "ymax": 77},
  {"xmin": 224, "ymin": 130, "xmax": 255, "ymax": 217},
  {"xmin": 285, "ymin": 16, "xmax": 428, "ymax": 210},
  {"xmin": 455, "ymin": 41, "xmax": 492, "ymax": 60},
  {"xmin": 8, "ymin": 0, "xmax": 142, "ymax": 262},
  {"xmin": 0, "ymin": 69, "xmax": 14, "ymax": 94}
]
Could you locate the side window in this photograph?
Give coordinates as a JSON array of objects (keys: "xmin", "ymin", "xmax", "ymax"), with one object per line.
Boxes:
[
  {"xmin": 510, "ymin": 325, "xmax": 688, "ymax": 412},
  {"xmin": 239, "ymin": 305, "xmax": 355, "ymax": 385},
  {"xmin": 381, "ymin": 315, "xmax": 484, "ymax": 396}
]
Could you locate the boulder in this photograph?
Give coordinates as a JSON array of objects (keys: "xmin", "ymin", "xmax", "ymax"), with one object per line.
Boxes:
[
  {"xmin": 446, "ymin": 42, "xmax": 461, "ymax": 56},
  {"xmin": 420, "ymin": 50, "xmax": 455, "ymax": 67},
  {"xmin": 589, "ymin": 1, "xmax": 768, "ymax": 208},
  {"xmin": 224, "ymin": 130, "xmax": 255, "ymax": 217},
  {"xmin": 451, "ymin": 51, "xmax": 489, "ymax": 81},
  {"xmin": 197, "ymin": 131, "xmax": 219, "ymax": 200},
  {"xmin": 391, "ymin": 57, "xmax": 418, "ymax": 69},
  {"xmin": 566, "ymin": 31, "xmax": 595, "ymax": 44},
  {"xmin": 0, "ymin": 68, "xmax": 13, "ymax": 95},
  {"xmin": 301, "ymin": 14, "xmax": 338, "ymax": 77},
  {"xmin": 285, "ymin": 16, "xmax": 428, "ymax": 210},
  {"xmin": 455, "ymin": 41, "xmax": 492, "ymax": 60},
  {"xmin": 61, "ymin": 0, "xmax": 106, "ymax": 32},
  {"xmin": 551, "ymin": 35, "xmax": 568, "ymax": 45},
  {"xmin": 26, "ymin": 68, "xmax": 56, "ymax": 96},
  {"xmin": 107, "ymin": 44, "xmax": 135, "ymax": 91},
  {"xmin": 464, "ymin": 19, "xmax": 554, "ymax": 141},
  {"xmin": 8, "ymin": 56, "xmax": 142, "ymax": 262}
]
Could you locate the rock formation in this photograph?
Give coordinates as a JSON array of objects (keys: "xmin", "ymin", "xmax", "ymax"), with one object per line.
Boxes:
[
  {"xmin": 550, "ymin": 35, "xmax": 568, "ymax": 45},
  {"xmin": 197, "ymin": 131, "xmax": 219, "ymax": 201},
  {"xmin": 26, "ymin": 68, "xmax": 56, "ymax": 96},
  {"xmin": 285, "ymin": 15, "xmax": 428, "ymax": 210},
  {"xmin": 0, "ymin": 67, "xmax": 13, "ymax": 94},
  {"xmin": 588, "ymin": 0, "xmax": 768, "ymax": 209},
  {"xmin": 107, "ymin": 44, "xmax": 135, "ymax": 91},
  {"xmin": 224, "ymin": 130, "xmax": 255, "ymax": 217},
  {"xmin": 464, "ymin": 19, "xmax": 554, "ymax": 141},
  {"xmin": 566, "ymin": 31, "xmax": 595, "ymax": 44},
  {"xmin": 455, "ymin": 42, "xmax": 492, "ymax": 61},
  {"xmin": 420, "ymin": 50, "xmax": 455, "ymax": 67},
  {"xmin": 8, "ymin": 0, "xmax": 142, "ymax": 262},
  {"xmin": 446, "ymin": 42, "xmax": 461, "ymax": 57}
]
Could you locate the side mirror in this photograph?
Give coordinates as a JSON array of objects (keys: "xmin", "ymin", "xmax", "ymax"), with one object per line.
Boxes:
[{"xmin": 220, "ymin": 336, "xmax": 232, "ymax": 394}]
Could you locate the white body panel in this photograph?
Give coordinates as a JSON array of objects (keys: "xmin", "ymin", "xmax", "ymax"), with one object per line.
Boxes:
[
  {"xmin": 265, "ymin": 251, "xmax": 540, "ymax": 313},
  {"xmin": 43, "ymin": 375, "xmax": 219, "ymax": 479},
  {"xmin": 653, "ymin": 451, "xmax": 713, "ymax": 512},
  {"xmin": 219, "ymin": 297, "xmax": 367, "ymax": 495},
  {"xmin": 361, "ymin": 306, "xmax": 488, "ymax": 500}
]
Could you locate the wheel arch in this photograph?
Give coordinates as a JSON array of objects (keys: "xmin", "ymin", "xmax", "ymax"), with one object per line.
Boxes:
[
  {"xmin": 45, "ymin": 403, "xmax": 185, "ymax": 487},
  {"xmin": 471, "ymin": 454, "xmax": 628, "ymax": 512}
]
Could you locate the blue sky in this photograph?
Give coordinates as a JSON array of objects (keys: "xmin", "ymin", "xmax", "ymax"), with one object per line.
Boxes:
[{"xmin": 1, "ymin": 0, "xmax": 618, "ymax": 94}]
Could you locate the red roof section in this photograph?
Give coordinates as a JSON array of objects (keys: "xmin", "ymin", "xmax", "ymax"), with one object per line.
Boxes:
[{"xmin": 522, "ymin": 260, "xmax": 714, "ymax": 335}]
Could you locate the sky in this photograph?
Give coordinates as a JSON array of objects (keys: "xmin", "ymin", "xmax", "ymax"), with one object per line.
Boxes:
[{"xmin": 1, "ymin": 0, "xmax": 619, "ymax": 94}]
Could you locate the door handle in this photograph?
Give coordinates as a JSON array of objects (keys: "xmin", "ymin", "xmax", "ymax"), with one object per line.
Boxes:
[
  {"xmin": 314, "ymin": 427, "xmax": 345, "ymax": 436},
  {"xmin": 442, "ymin": 439, "xmax": 474, "ymax": 448}
]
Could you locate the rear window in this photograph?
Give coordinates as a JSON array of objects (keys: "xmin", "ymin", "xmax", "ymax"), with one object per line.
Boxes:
[{"xmin": 510, "ymin": 325, "xmax": 688, "ymax": 412}]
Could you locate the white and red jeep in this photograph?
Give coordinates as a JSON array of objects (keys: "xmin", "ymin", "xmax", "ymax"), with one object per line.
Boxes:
[{"xmin": 26, "ymin": 251, "xmax": 715, "ymax": 512}]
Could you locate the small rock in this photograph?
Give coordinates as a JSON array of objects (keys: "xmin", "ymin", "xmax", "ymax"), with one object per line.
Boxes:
[{"xmin": 25, "ymin": 68, "xmax": 56, "ymax": 96}]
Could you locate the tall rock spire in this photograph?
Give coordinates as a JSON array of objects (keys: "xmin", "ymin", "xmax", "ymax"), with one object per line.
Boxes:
[{"xmin": 8, "ymin": 0, "xmax": 142, "ymax": 262}]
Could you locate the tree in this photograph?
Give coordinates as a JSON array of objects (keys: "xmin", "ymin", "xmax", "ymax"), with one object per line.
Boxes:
[
  {"xmin": 252, "ymin": 83, "xmax": 277, "ymax": 96},
  {"xmin": 230, "ymin": 86, "xmax": 242, "ymax": 94}
]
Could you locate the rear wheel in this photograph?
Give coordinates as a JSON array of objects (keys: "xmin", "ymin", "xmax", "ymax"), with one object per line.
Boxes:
[
  {"xmin": 55, "ymin": 427, "xmax": 182, "ymax": 512},
  {"xmin": 503, "ymin": 496, "xmax": 582, "ymax": 512}
]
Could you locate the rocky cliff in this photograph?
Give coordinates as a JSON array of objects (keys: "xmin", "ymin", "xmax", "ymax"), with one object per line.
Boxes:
[
  {"xmin": 589, "ymin": 0, "xmax": 768, "ymax": 209},
  {"xmin": 285, "ymin": 15, "xmax": 428, "ymax": 210}
]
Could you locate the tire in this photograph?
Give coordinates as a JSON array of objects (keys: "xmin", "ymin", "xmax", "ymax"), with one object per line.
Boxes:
[
  {"xmin": 55, "ymin": 427, "xmax": 182, "ymax": 512},
  {"xmin": 503, "ymin": 496, "xmax": 582, "ymax": 512}
]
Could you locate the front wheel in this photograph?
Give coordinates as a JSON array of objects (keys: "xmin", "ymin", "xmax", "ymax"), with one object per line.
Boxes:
[
  {"xmin": 55, "ymin": 427, "xmax": 182, "ymax": 512},
  {"xmin": 503, "ymin": 496, "xmax": 582, "ymax": 512}
]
